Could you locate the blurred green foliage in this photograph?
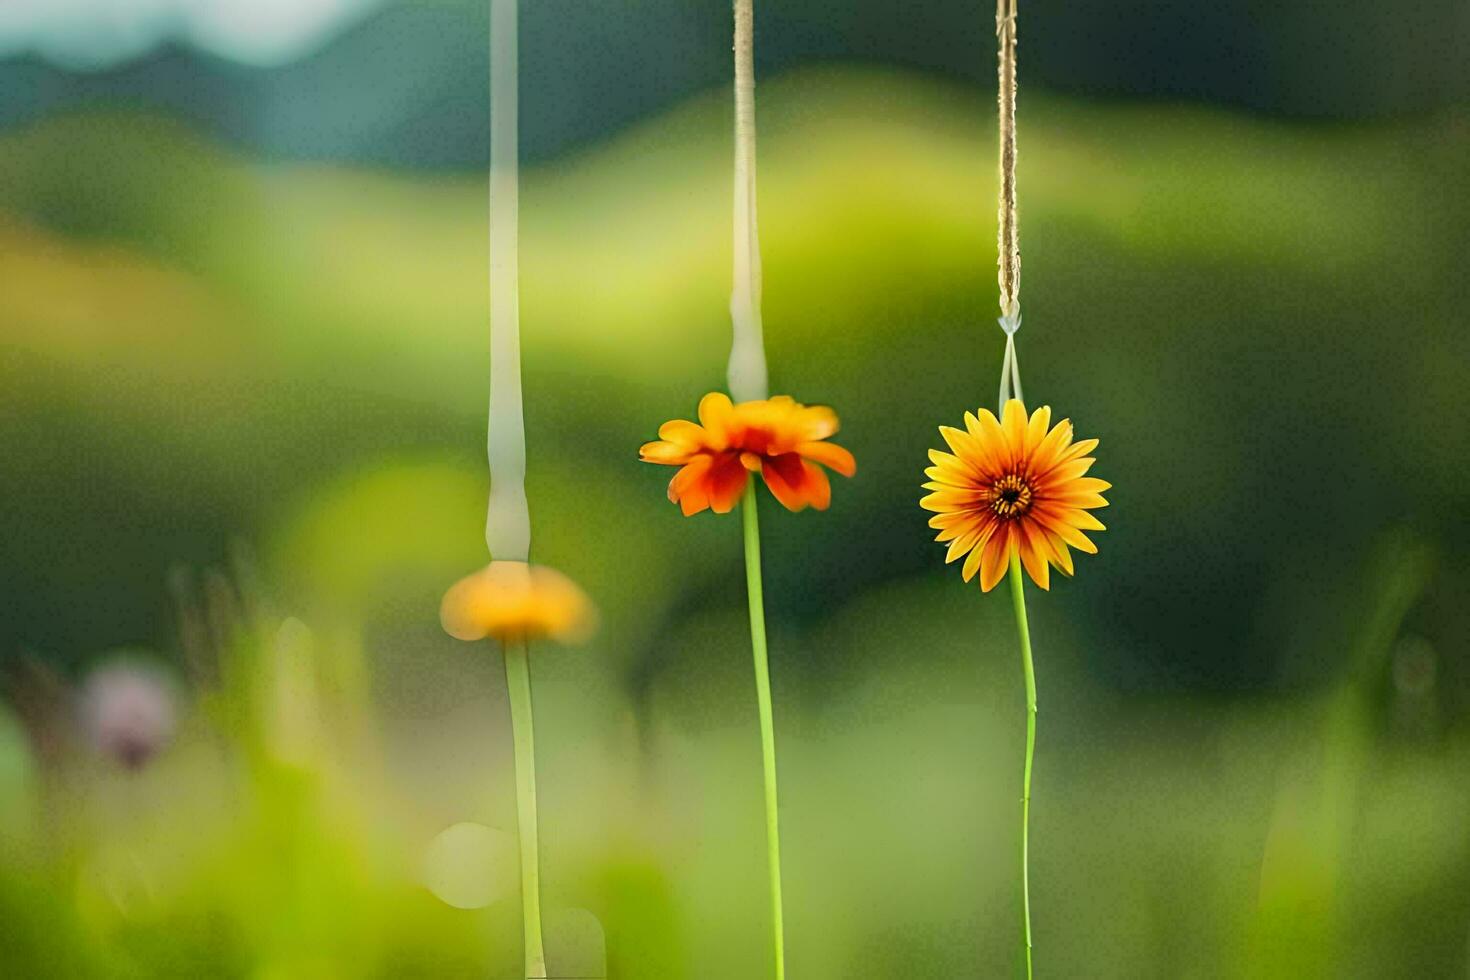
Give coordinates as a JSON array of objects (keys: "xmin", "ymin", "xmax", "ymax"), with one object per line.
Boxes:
[{"xmin": 1, "ymin": 68, "xmax": 1468, "ymax": 977}]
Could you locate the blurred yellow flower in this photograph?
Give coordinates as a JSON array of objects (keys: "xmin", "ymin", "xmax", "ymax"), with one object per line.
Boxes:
[
  {"xmin": 440, "ymin": 561, "xmax": 596, "ymax": 644},
  {"xmin": 921, "ymin": 399, "xmax": 1109, "ymax": 592},
  {"xmin": 640, "ymin": 392, "xmax": 856, "ymax": 515}
]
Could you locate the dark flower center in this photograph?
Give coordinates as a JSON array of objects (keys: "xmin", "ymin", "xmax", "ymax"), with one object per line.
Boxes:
[{"xmin": 991, "ymin": 473, "xmax": 1033, "ymax": 519}]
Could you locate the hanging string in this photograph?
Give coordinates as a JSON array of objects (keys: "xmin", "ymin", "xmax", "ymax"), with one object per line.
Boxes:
[
  {"xmin": 485, "ymin": 0, "xmax": 530, "ymax": 561},
  {"xmin": 727, "ymin": 0, "xmax": 770, "ymax": 402},
  {"xmin": 995, "ymin": 0, "xmax": 1024, "ymax": 414}
]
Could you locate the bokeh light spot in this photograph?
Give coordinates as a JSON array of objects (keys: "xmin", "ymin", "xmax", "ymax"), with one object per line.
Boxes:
[{"xmin": 422, "ymin": 821, "xmax": 514, "ymax": 910}]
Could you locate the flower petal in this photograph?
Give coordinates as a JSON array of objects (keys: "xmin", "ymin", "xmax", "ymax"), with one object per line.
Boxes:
[
  {"xmin": 1001, "ymin": 399, "xmax": 1028, "ymax": 468},
  {"xmin": 639, "ymin": 440, "xmax": 693, "ymax": 465},
  {"xmin": 1060, "ymin": 437, "xmax": 1099, "ymax": 463},
  {"xmin": 1035, "ymin": 457, "xmax": 1095, "ymax": 485},
  {"xmin": 946, "ymin": 529, "xmax": 981, "ymax": 563},
  {"xmin": 928, "ymin": 448, "xmax": 967, "ymax": 471},
  {"xmin": 801, "ymin": 460, "xmax": 832, "ymax": 510},
  {"xmin": 1029, "ymin": 419, "xmax": 1075, "ymax": 472},
  {"xmin": 760, "ymin": 453, "xmax": 811, "ymax": 511},
  {"xmin": 657, "ymin": 418, "xmax": 705, "ymax": 446},
  {"xmin": 1068, "ymin": 477, "xmax": 1112, "ymax": 495},
  {"xmin": 979, "ymin": 528, "xmax": 1012, "ymax": 592},
  {"xmin": 669, "ymin": 455, "xmax": 715, "ymax": 515},
  {"xmin": 697, "ymin": 392, "xmax": 735, "ymax": 448},
  {"xmin": 1037, "ymin": 526, "xmax": 1075, "ymax": 575},
  {"xmin": 1017, "ymin": 522, "xmax": 1051, "ymax": 590},
  {"xmin": 1048, "ymin": 492, "xmax": 1110, "ymax": 510},
  {"xmin": 961, "ymin": 540, "xmax": 986, "ymax": 582},
  {"xmin": 668, "ymin": 454, "xmax": 712, "ymax": 496},
  {"xmin": 919, "ymin": 490, "xmax": 985, "ymax": 511},
  {"xmin": 792, "ymin": 404, "xmax": 839, "ymax": 441},
  {"xmin": 679, "ymin": 486, "xmax": 711, "ymax": 516},
  {"xmin": 707, "ymin": 454, "xmax": 749, "ymax": 514},
  {"xmin": 962, "ymin": 413, "xmax": 1007, "ymax": 480},
  {"xmin": 441, "ymin": 561, "xmax": 596, "ymax": 644},
  {"xmin": 939, "ymin": 425, "xmax": 982, "ymax": 459},
  {"xmin": 1047, "ymin": 507, "xmax": 1106, "ymax": 532},
  {"xmin": 1032, "ymin": 509, "xmax": 1099, "ymax": 554},
  {"xmin": 797, "ymin": 440, "xmax": 856, "ymax": 477},
  {"xmin": 1024, "ymin": 405, "xmax": 1052, "ymax": 458}
]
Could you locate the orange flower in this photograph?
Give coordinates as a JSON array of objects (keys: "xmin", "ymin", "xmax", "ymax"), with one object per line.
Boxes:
[
  {"xmin": 921, "ymin": 399, "xmax": 1109, "ymax": 592},
  {"xmin": 640, "ymin": 392, "xmax": 856, "ymax": 515},
  {"xmin": 440, "ymin": 561, "xmax": 597, "ymax": 644}
]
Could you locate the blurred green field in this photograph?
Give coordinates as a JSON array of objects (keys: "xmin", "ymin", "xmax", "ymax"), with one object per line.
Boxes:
[{"xmin": 1, "ymin": 68, "xmax": 1468, "ymax": 977}]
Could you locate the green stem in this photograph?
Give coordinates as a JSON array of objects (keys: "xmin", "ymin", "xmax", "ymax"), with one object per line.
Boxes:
[
  {"xmin": 1007, "ymin": 554, "xmax": 1036, "ymax": 980},
  {"xmin": 741, "ymin": 481, "xmax": 786, "ymax": 979},
  {"xmin": 504, "ymin": 637, "xmax": 547, "ymax": 979}
]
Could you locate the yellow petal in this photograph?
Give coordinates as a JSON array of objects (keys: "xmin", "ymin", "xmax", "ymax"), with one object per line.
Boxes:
[
  {"xmin": 1054, "ymin": 508, "xmax": 1106, "ymax": 532},
  {"xmin": 640, "ymin": 440, "xmax": 692, "ymax": 464},
  {"xmin": 946, "ymin": 531, "xmax": 980, "ymax": 564},
  {"xmin": 961, "ymin": 541, "xmax": 985, "ymax": 582},
  {"xmin": 797, "ymin": 440, "xmax": 857, "ymax": 477},
  {"xmin": 1050, "ymin": 492, "xmax": 1110, "ymax": 510},
  {"xmin": 697, "ymin": 391, "xmax": 734, "ymax": 429},
  {"xmin": 1029, "ymin": 419, "xmax": 1075, "ymax": 472},
  {"xmin": 1060, "ymin": 437, "xmax": 1099, "ymax": 462},
  {"xmin": 939, "ymin": 425, "xmax": 981, "ymax": 458},
  {"xmin": 1024, "ymin": 405, "xmax": 1052, "ymax": 458},
  {"xmin": 657, "ymin": 419, "xmax": 704, "ymax": 445},
  {"xmin": 979, "ymin": 529, "xmax": 1012, "ymax": 592},
  {"xmin": 971, "ymin": 409, "xmax": 1008, "ymax": 470},
  {"xmin": 1040, "ymin": 528, "xmax": 1075, "ymax": 575},
  {"xmin": 1038, "ymin": 457, "xmax": 1095, "ymax": 485},
  {"xmin": 1001, "ymin": 400, "xmax": 1028, "ymax": 462},
  {"xmin": 1018, "ymin": 523, "xmax": 1051, "ymax": 590}
]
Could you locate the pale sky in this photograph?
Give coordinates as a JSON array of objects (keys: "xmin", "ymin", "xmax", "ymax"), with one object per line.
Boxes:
[{"xmin": 0, "ymin": 0, "xmax": 385, "ymax": 69}]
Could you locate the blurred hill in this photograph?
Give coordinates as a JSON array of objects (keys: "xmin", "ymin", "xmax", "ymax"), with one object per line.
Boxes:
[{"xmin": 0, "ymin": 0, "xmax": 1466, "ymax": 167}]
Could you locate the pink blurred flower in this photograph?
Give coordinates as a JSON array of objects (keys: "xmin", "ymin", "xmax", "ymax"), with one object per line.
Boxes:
[{"xmin": 79, "ymin": 661, "xmax": 178, "ymax": 770}]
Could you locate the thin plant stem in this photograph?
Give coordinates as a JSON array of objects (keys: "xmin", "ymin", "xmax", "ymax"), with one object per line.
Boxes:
[
  {"xmin": 503, "ymin": 636, "xmax": 547, "ymax": 979},
  {"xmin": 741, "ymin": 481, "xmax": 786, "ymax": 979},
  {"xmin": 1007, "ymin": 553, "xmax": 1036, "ymax": 979}
]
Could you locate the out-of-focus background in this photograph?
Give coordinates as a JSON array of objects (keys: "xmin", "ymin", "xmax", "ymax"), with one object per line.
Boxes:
[{"xmin": 1, "ymin": 2, "xmax": 1467, "ymax": 977}]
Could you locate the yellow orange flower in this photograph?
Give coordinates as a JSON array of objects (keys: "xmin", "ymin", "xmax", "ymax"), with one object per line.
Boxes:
[
  {"xmin": 921, "ymin": 399, "xmax": 1109, "ymax": 592},
  {"xmin": 440, "ymin": 561, "xmax": 597, "ymax": 644},
  {"xmin": 640, "ymin": 392, "xmax": 856, "ymax": 515}
]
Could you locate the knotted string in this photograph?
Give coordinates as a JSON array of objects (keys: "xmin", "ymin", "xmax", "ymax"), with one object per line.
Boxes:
[{"xmin": 994, "ymin": 0, "xmax": 1023, "ymax": 415}]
